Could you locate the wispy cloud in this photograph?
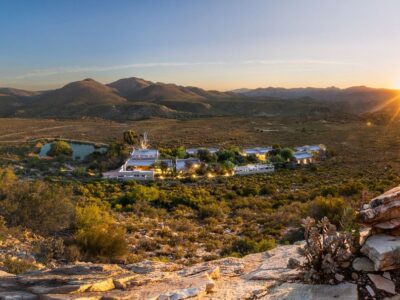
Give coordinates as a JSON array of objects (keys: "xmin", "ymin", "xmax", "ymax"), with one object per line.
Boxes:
[{"xmin": 8, "ymin": 59, "xmax": 363, "ymax": 80}]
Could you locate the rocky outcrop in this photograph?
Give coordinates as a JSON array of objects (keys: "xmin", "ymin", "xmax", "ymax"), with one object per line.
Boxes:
[
  {"xmin": 359, "ymin": 186, "xmax": 400, "ymax": 271},
  {"xmin": 0, "ymin": 243, "xmax": 360, "ymax": 300},
  {"xmin": 360, "ymin": 234, "xmax": 400, "ymax": 271},
  {"xmin": 359, "ymin": 186, "xmax": 400, "ymax": 235}
]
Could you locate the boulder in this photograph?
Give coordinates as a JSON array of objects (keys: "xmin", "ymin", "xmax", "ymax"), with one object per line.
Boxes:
[
  {"xmin": 361, "ymin": 234, "xmax": 400, "ymax": 271},
  {"xmin": 266, "ymin": 282, "xmax": 358, "ymax": 300},
  {"xmin": 359, "ymin": 186, "xmax": 400, "ymax": 234}
]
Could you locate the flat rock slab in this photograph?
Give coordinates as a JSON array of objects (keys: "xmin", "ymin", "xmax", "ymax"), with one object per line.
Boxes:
[
  {"xmin": 0, "ymin": 291, "xmax": 38, "ymax": 300},
  {"xmin": 265, "ymin": 283, "xmax": 358, "ymax": 300},
  {"xmin": 361, "ymin": 234, "xmax": 400, "ymax": 271},
  {"xmin": 246, "ymin": 244, "xmax": 304, "ymax": 281},
  {"xmin": 368, "ymin": 274, "xmax": 396, "ymax": 295}
]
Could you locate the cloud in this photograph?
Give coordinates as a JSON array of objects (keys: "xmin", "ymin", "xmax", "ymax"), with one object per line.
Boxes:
[{"xmin": 8, "ymin": 59, "xmax": 363, "ymax": 80}]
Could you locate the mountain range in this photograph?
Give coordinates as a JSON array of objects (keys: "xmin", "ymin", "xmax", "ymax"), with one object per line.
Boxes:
[{"xmin": 0, "ymin": 77, "xmax": 399, "ymax": 120}]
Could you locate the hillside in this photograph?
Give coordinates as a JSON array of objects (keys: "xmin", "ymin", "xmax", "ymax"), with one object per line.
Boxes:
[
  {"xmin": 232, "ymin": 86, "xmax": 400, "ymax": 114},
  {"xmin": 1, "ymin": 76, "xmax": 399, "ymax": 120}
]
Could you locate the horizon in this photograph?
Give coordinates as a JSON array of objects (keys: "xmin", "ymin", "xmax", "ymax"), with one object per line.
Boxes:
[
  {"xmin": 1, "ymin": 0, "xmax": 400, "ymax": 90},
  {"xmin": 2, "ymin": 75, "xmax": 400, "ymax": 93}
]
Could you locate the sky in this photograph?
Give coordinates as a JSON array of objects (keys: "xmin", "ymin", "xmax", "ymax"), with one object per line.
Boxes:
[{"xmin": 1, "ymin": 0, "xmax": 400, "ymax": 91}]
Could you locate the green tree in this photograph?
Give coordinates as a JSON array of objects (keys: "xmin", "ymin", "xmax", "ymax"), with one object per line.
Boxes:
[
  {"xmin": 280, "ymin": 148, "xmax": 294, "ymax": 161},
  {"xmin": 47, "ymin": 141, "xmax": 72, "ymax": 157},
  {"xmin": 123, "ymin": 130, "xmax": 138, "ymax": 148}
]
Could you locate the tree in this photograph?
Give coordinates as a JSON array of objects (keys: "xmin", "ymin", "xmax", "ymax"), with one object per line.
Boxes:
[
  {"xmin": 160, "ymin": 160, "xmax": 169, "ymax": 175},
  {"xmin": 175, "ymin": 146, "xmax": 186, "ymax": 159},
  {"xmin": 123, "ymin": 130, "xmax": 138, "ymax": 148},
  {"xmin": 47, "ymin": 141, "xmax": 72, "ymax": 157},
  {"xmin": 280, "ymin": 148, "xmax": 294, "ymax": 161}
]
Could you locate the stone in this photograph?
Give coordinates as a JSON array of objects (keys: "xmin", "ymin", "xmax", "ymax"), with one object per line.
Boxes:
[
  {"xmin": 368, "ymin": 274, "xmax": 396, "ymax": 295},
  {"xmin": 361, "ymin": 234, "xmax": 400, "ymax": 270},
  {"xmin": 366, "ymin": 285, "xmax": 375, "ymax": 297},
  {"xmin": 246, "ymin": 244, "xmax": 305, "ymax": 281},
  {"xmin": 359, "ymin": 227, "xmax": 372, "ymax": 245},
  {"xmin": 0, "ymin": 270, "xmax": 15, "ymax": 278},
  {"xmin": 383, "ymin": 271, "xmax": 391, "ymax": 280},
  {"xmin": 0, "ymin": 291, "xmax": 38, "ymax": 300},
  {"xmin": 335, "ymin": 273, "xmax": 344, "ymax": 282},
  {"xmin": 352, "ymin": 257, "xmax": 375, "ymax": 272},
  {"xmin": 359, "ymin": 186, "xmax": 400, "ymax": 232},
  {"xmin": 266, "ymin": 282, "xmax": 358, "ymax": 300},
  {"xmin": 112, "ymin": 274, "xmax": 138, "ymax": 289},
  {"xmin": 157, "ymin": 287, "xmax": 205, "ymax": 300}
]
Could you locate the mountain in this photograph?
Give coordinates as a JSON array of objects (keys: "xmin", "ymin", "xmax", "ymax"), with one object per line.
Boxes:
[
  {"xmin": 232, "ymin": 86, "xmax": 400, "ymax": 114},
  {"xmin": 1, "ymin": 76, "xmax": 399, "ymax": 120},
  {"xmin": 107, "ymin": 77, "xmax": 151, "ymax": 99},
  {"xmin": 18, "ymin": 79, "xmax": 127, "ymax": 118}
]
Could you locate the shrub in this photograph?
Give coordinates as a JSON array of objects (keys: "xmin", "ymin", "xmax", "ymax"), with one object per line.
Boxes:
[
  {"xmin": 47, "ymin": 141, "xmax": 72, "ymax": 157},
  {"xmin": 75, "ymin": 224, "xmax": 128, "ymax": 261},
  {"xmin": 74, "ymin": 204, "xmax": 127, "ymax": 261},
  {"xmin": 2, "ymin": 257, "xmax": 39, "ymax": 274},
  {"xmin": 34, "ymin": 237, "xmax": 65, "ymax": 264},
  {"xmin": 307, "ymin": 196, "xmax": 352, "ymax": 229},
  {"xmin": 0, "ymin": 181, "xmax": 75, "ymax": 235},
  {"xmin": 298, "ymin": 217, "xmax": 357, "ymax": 283}
]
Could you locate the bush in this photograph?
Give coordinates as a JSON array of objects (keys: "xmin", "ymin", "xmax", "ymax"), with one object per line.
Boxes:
[
  {"xmin": 75, "ymin": 224, "xmax": 128, "ymax": 261},
  {"xmin": 0, "ymin": 181, "xmax": 75, "ymax": 235},
  {"xmin": 1, "ymin": 257, "xmax": 39, "ymax": 274},
  {"xmin": 47, "ymin": 141, "xmax": 72, "ymax": 157},
  {"xmin": 227, "ymin": 236, "xmax": 275, "ymax": 256},
  {"xmin": 307, "ymin": 196, "xmax": 353, "ymax": 229},
  {"xmin": 299, "ymin": 217, "xmax": 357, "ymax": 283},
  {"xmin": 74, "ymin": 204, "xmax": 127, "ymax": 261}
]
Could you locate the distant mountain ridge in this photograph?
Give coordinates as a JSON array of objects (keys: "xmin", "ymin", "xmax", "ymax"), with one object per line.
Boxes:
[{"xmin": 0, "ymin": 77, "xmax": 399, "ymax": 120}]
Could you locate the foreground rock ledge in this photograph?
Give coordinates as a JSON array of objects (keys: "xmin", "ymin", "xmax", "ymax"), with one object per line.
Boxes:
[
  {"xmin": 361, "ymin": 234, "xmax": 400, "ymax": 271},
  {"xmin": 0, "ymin": 244, "xmax": 360, "ymax": 300}
]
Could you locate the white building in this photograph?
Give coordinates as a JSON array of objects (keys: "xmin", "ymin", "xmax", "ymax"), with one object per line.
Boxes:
[
  {"xmin": 242, "ymin": 147, "xmax": 273, "ymax": 160},
  {"xmin": 294, "ymin": 145, "xmax": 326, "ymax": 153},
  {"xmin": 293, "ymin": 151, "xmax": 314, "ymax": 165},
  {"xmin": 234, "ymin": 163, "xmax": 274, "ymax": 175},
  {"xmin": 131, "ymin": 149, "xmax": 159, "ymax": 160},
  {"xmin": 186, "ymin": 147, "xmax": 219, "ymax": 155},
  {"xmin": 176, "ymin": 158, "xmax": 201, "ymax": 173}
]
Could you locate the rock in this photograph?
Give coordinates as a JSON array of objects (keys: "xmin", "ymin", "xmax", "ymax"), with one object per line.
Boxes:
[
  {"xmin": 0, "ymin": 291, "xmax": 38, "ymax": 300},
  {"xmin": 368, "ymin": 274, "xmax": 396, "ymax": 295},
  {"xmin": 383, "ymin": 271, "xmax": 391, "ymax": 280},
  {"xmin": 0, "ymin": 270, "xmax": 15, "ymax": 278},
  {"xmin": 366, "ymin": 285, "xmax": 375, "ymax": 297},
  {"xmin": 361, "ymin": 234, "xmax": 400, "ymax": 271},
  {"xmin": 266, "ymin": 282, "xmax": 358, "ymax": 300},
  {"xmin": 246, "ymin": 244, "xmax": 305, "ymax": 281},
  {"xmin": 359, "ymin": 227, "xmax": 372, "ymax": 245},
  {"xmin": 335, "ymin": 273, "xmax": 344, "ymax": 282},
  {"xmin": 112, "ymin": 274, "xmax": 138, "ymax": 289},
  {"xmin": 359, "ymin": 186, "xmax": 400, "ymax": 233},
  {"xmin": 352, "ymin": 257, "xmax": 375, "ymax": 272},
  {"xmin": 157, "ymin": 287, "xmax": 205, "ymax": 300}
]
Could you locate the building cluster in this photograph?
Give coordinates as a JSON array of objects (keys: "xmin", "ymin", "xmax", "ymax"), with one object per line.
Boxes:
[{"xmin": 103, "ymin": 144, "xmax": 326, "ymax": 181}]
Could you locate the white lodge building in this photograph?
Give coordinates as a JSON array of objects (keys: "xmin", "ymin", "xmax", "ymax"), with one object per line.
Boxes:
[{"xmin": 234, "ymin": 163, "xmax": 274, "ymax": 175}]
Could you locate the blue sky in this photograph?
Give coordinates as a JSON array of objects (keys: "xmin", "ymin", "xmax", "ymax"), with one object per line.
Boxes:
[{"xmin": 1, "ymin": 0, "xmax": 400, "ymax": 90}]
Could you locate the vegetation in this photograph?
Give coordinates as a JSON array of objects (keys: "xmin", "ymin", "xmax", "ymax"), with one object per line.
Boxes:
[
  {"xmin": 47, "ymin": 141, "xmax": 73, "ymax": 157},
  {"xmin": 0, "ymin": 115, "xmax": 400, "ymax": 268},
  {"xmin": 299, "ymin": 217, "xmax": 357, "ymax": 283}
]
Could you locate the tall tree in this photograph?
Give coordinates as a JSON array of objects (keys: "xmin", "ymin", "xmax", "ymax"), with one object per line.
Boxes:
[{"xmin": 123, "ymin": 130, "xmax": 138, "ymax": 148}]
